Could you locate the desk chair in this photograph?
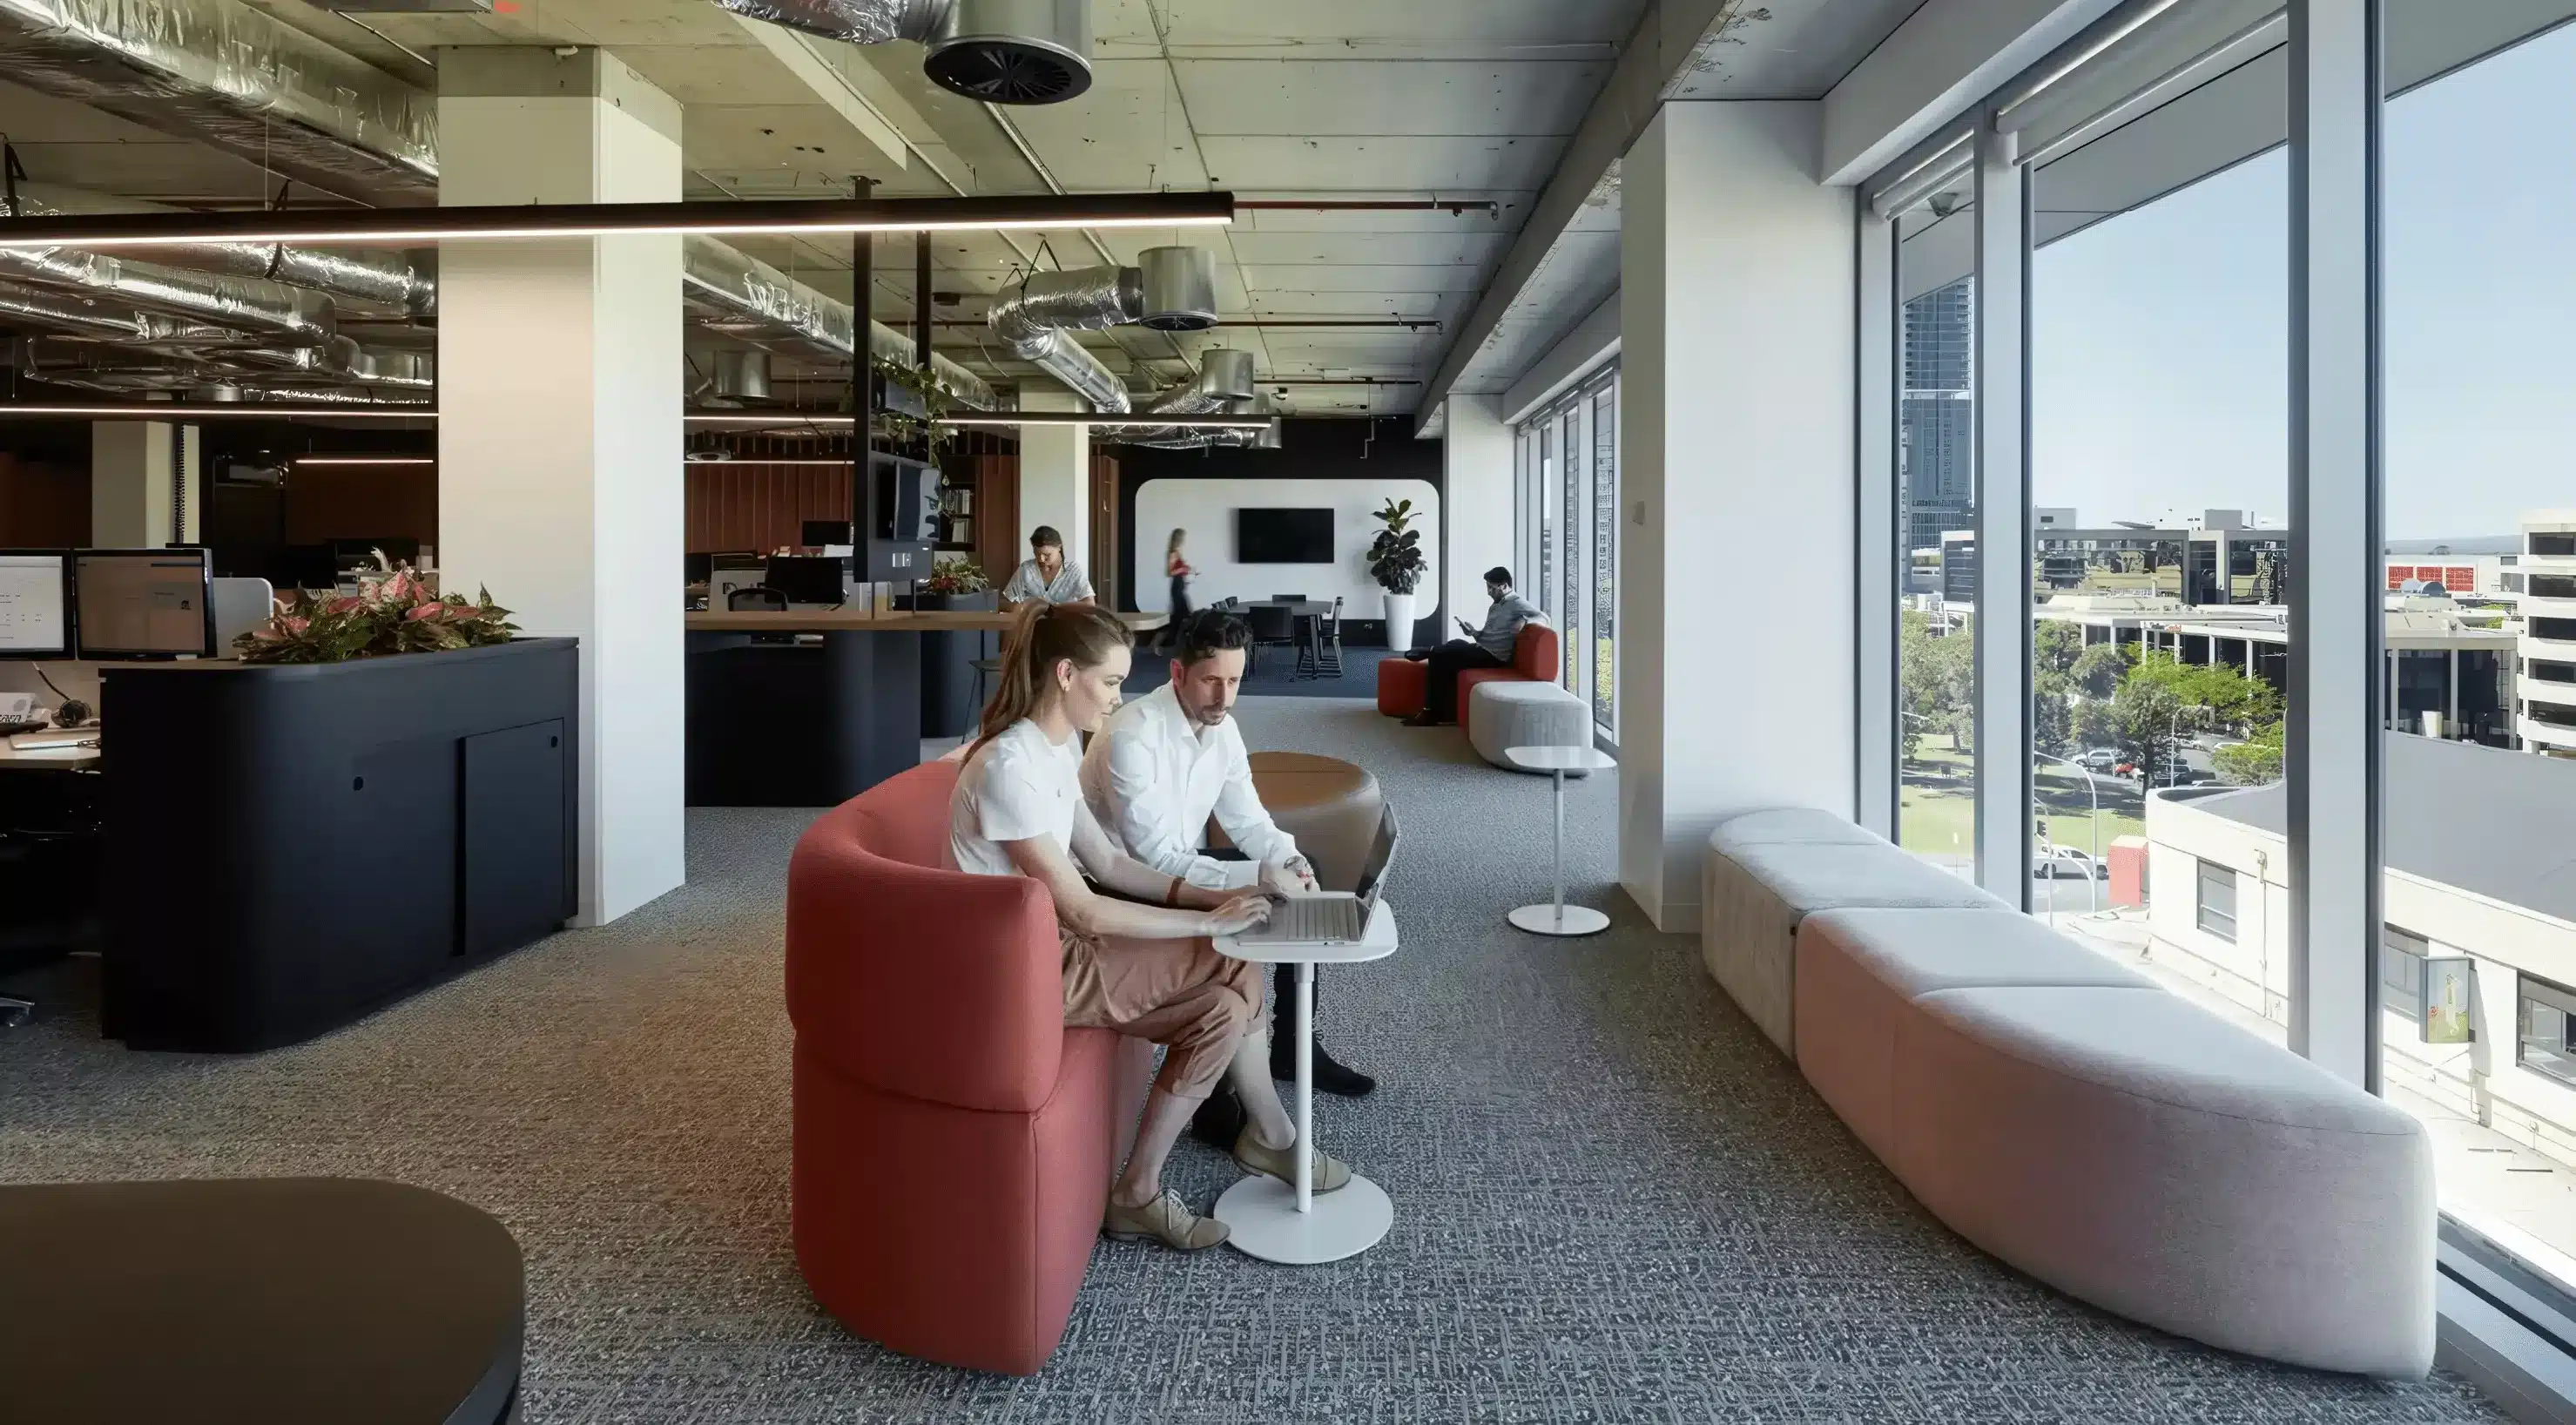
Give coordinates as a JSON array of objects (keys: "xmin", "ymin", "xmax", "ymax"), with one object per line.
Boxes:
[
  {"xmin": 1245, "ymin": 604, "xmax": 1298, "ymax": 679},
  {"xmin": 970, "ymin": 657, "xmax": 1001, "ymax": 713},
  {"xmin": 1271, "ymin": 592, "xmax": 1307, "ymax": 604}
]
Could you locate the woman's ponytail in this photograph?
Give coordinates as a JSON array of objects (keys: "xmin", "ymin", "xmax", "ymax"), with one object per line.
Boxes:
[{"xmin": 968, "ymin": 600, "xmax": 1131, "ymax": 760}]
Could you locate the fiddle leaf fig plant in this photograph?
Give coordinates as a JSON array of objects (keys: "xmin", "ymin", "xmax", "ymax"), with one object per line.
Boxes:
[{"xmin": 1366, "ymin": 497, "xmax": 1426, "ymax": 596}]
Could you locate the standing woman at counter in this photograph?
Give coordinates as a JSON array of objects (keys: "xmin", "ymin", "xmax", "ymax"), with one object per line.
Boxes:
[
  {"xmin": 1162, "ymin": 527, "xmax": 1195, "ymax": 652},
  {"xmin": 946, "ymin": 602, "xmax": 1349, "ymax": 1252}
]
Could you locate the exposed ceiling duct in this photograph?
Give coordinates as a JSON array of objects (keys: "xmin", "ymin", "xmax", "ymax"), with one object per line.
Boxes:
[
  {"xmin": 0, "ymin": 0, "xmax": 440, "ymax": 206},
  {"xmin": 712, "ymin": 0, "xmax": 1094, "ymax": 105},
  {"xmin": 680, "ymin": 235, "xmax": 996, "ymax": 409},
  {"xmin": 1116, "ymin": 348, "xmax": 1259, "ymax": 449},
  {"xmin": 0, "ymin": 244, "xmax": 339, "ymax": 347},
  {"xmin": 5, "ymin": 185, "xmax": 435, "ymax": 321},
  {"xmin": 985, "ymin": 247, "xmax": 1225, "ymax": 415}
]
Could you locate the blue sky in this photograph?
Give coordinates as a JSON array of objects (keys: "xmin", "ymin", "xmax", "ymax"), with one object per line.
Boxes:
[{"xmin": 2029, "ymin": 21, "xmax": 2576, "ymax": 541}]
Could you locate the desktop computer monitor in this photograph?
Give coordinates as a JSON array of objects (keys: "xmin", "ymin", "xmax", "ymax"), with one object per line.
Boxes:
[
  {"xmin": 0, "ymin": 550, "xmax": 71, "ymax": 659},
  {"xmin": 684, "ymin": 552, "xmax": 714, "ymax": 586},
  {"xmin": 764, "ymin": 556, "xmax": 846, "ymax": 607},
  {"xmin": 73, "ymin": 548, "xmax": 216, "ymax": 658},
  {"xmin": 801, "ymin": 520, "xmax": 853, "ymax": 549}
]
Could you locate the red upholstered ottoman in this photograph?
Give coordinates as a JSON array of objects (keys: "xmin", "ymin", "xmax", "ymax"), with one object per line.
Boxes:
[{"xmin": 1377, "ymin": 656, "xmax": 1426, "ymax": 717}]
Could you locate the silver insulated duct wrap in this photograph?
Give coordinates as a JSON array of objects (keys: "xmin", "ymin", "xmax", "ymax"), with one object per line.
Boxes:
[
  {"xmin": 713, "ymin": 0, "xmax": 1094, "ymax": 105},
  {"xmin": 1118, "ymin": 349, "xmax": 1264, "ymax": 449},
  {"xmin": 986, "ymin": 265, "xmax": 1142, "ymax": 414},
  {"xmin": 680, "ymin": 235, "xmax": 995, "ymax": 409},
  {"xmin": 0, "ymin": 244, "xmax": 337, "ymax": 347},
  {"xmin": 709, "ymin": 0, "xmax": 951, "ymax": 44},
  {"xmin": 5, "ymin": 185, "xmax": 434, "ymax": 321},
  {"xmin": 0, "ymin": 0, "xmax": 440, "ymax": 206},
  {"xmin": 984, "ymin": 247, "xmax": 1226, "ymax": 413}
]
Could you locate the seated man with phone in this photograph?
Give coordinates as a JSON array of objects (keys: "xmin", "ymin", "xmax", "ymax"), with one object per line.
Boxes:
[{"xmin": 1079, "ymin": 609, "xmax": 1385, "ymax": 1148}]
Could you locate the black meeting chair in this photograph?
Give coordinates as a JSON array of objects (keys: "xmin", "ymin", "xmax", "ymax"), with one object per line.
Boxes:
[
  {"xmin": 1245, "ymin": 603, "xmax": 1299, "ymax": 678},
  {"xmin": 728, "ymin": 585, "xmax": 789, "ymax": 611},
  {"xmin": 1297, "ymin": 596, "xmax": 1345, "ymax": 680},
  {"xmin": 1271, "ymin": 593, "xmax": 1307, "ymax": 604}
]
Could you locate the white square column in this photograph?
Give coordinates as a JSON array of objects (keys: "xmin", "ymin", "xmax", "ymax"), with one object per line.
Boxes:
[
  {"xmin": 1016, "ymin": 386, "xmax": 1092, "ymax": 564},
  {"xmin": 436, "ymin": 48, "xmax": 684, "ymax": 925},
  {"xmin": 1619, "ymin": 103, "xmax": 1857, "ymax": 932},
  {"xmin": 1440, "ymin": 394, "xmax": 1514, "ymax": 634}
]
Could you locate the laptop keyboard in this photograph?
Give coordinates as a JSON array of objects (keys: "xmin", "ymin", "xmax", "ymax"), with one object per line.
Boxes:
[{"xmin": 1252, "ymin": 896, "xmax": 1365, "ymax": 942}]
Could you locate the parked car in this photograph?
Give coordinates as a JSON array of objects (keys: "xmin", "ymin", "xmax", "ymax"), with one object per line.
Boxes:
[
  {"xmin": 2033, "ymin": 848, "xmax": 2105, "ymax": 880},
  {"xmin": 2075, "ymin": 747, "xmax": 2119, "ymax": 773}
]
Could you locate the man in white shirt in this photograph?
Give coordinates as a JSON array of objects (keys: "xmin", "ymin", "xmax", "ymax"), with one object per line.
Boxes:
[
  {"xmin": 1082, "ymin": 609, "xmax": 1380, "ymax": 1144},
  {"xmin": 999, "ymin": 525, "xmax": 1095, "ymax": 607}
]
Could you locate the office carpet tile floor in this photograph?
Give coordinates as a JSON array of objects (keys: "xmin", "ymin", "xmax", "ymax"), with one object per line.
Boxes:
[{"xmin": 0, "ymin": 695, "xmax": 2509, "ymax": 1423}]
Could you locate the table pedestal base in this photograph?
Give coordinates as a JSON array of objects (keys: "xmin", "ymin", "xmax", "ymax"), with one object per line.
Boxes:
[
  {"xmin": 1509, "ymin": 903, "xmax": 1610, "ymax": 936},
  {"xmin": 1213, "ymin": 1173, "xmax": 1393, "ymax": 1264}
]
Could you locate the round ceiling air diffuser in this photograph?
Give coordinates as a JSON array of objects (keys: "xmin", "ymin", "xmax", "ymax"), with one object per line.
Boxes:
[{"xmin": 924, "ymin": 0, "xmax": 1094, "ymax": 105}]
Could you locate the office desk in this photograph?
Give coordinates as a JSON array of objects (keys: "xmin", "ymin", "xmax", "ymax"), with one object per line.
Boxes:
[
  {"xmin": 0, "ymin": 738, "xmax": 101, "ymax": 773},
  {"xmin": 684, "ymin": 610, "xmax": 1166, "ymax": 807}
]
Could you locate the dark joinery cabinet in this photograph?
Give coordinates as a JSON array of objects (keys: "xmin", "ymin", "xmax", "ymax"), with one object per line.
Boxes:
[{"xmin": 101, "ymin": 638, "xmax": 578, "ymax": 1052}]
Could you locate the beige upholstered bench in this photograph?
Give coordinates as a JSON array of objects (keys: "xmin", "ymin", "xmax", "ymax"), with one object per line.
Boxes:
[
  {"xmin": 1701, "ymin": 809, "xmax": 2007, "ymax": 1056},
  {"xmin": 1795, "ymin": 906, "xmax": 2437, "ymax": 1378}
]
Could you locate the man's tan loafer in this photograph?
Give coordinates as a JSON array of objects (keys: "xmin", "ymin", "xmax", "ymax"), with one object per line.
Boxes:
[
  {"xmin": 1232, "ymin": 1127, "xmax": 1353, "ymax": 1193},
  {"xmin": 1103, "ymin": 1189, "xmax": 1229, "ymax": 1251}
]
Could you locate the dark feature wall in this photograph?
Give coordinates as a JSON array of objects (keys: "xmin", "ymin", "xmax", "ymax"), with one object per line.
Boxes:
[{"xmin": 1116, "ymin": 416, "xmax": 1445, "ymax": 635}]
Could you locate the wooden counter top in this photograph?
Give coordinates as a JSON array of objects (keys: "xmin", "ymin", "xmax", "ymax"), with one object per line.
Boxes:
[{"xmin": 687, "ymin": 608, "xmax": 1166, "ymax": 633}]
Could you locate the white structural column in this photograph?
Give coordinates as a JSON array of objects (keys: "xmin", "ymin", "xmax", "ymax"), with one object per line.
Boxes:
[
  {"xmin": 2286, "ymin": 0, "xmax": 2383, "ymax": 1088},
  {"xmin": 91, "ymin": 421, "xmax": 199, "ymax": 547},
  {"xmin": 437, "ymin": 48, "xmax": 685, "ymax": 926},
  {"xmin": 1620, "ymin": 102, "xmax": 1857, "ymax": 932},
  {"xmin": 1972, "ymin": 118, "xmax": 2031, "ymax": 902},
  {"xmin": 1854, "ymin": 206, "xmax": 1898, "ymax": 840},
  {"xmin": 1015, "ymin": 387, "xmax": 1091, "ymax": 563},
  {"xmin": 1440, "ymin": 394, "xmax": 1514, "ymax": 635}
]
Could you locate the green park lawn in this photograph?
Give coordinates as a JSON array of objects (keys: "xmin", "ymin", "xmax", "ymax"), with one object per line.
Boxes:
[{"xmin": 1897, "ymin": 737, "xmax": 2146, "ymax": 859}]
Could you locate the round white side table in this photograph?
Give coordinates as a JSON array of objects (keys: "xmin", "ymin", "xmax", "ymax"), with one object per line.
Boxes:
[
  {"xmin": 1210, "ymin": 903, "xmax": 1399, "ymax": 1263},
  {"xmin": 1504, "ymin": 744, "xmax": 1617, "ymax": 936}
]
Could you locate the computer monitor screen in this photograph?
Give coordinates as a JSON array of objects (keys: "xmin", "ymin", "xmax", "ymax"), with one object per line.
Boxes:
[
  {"xmin": 0, "ymin": 551, "xmax": 71, "ymax": 659},
  {"xmin": 684, "ymin": 552, "xmax": 714, "ymax": 585},
  {"xmin": 74, "ymin": 549, "xmax": 215, "ymax": 658},
  {"xmin": 765, "ymin": 556, "xmax": 846, "ymax": 606},
  {"xmin": 802, "ymin": 520, "xmax": 853, "ymax": 549}
]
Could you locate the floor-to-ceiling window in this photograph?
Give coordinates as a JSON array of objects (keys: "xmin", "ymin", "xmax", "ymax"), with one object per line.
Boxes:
[
  {"xmin": 1511, "ymin": 368, "xmax": 1621, "ymax": 740},
  {"xmin": 2376, "ymin": 13, "xmax": 2576, "ymax": 1289},
  {"xmin": 1863, "ymin": 0, "xmax": 2576, "ymax": 1359},
  {"xmin": 2022, "ymin": 29, "xmax": 2290, "ymax": 973},
  {"xmin": 1894, "ymin": 183, "xmax": 1977, "ymax": 875}
]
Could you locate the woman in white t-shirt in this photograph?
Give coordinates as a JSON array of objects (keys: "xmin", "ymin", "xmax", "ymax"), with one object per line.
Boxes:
[{"xmin": 950, "ymin": 602, "xmax": 1352, "ymax": 1253}]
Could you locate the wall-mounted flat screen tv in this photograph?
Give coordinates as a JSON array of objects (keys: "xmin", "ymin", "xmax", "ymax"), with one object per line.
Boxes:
[{"xmin": 1237, "ymin": 507, "xmax": 1333, "ymax": 564}]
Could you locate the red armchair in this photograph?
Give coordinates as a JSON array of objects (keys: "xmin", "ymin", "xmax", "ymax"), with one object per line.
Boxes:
[
  {"xmin": 1374, "ymin": 622, "xmax": 1562, "ymax": 737},
  {"xmin": 786, "ymin": 760, "xmax": 1152, "ymax": 1375}
]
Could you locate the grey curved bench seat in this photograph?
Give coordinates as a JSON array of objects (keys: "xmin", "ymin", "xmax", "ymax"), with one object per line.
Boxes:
[
  {"xmin": 1796, "ymin": 906, "xmax": 2436, "ymax": 1378},
  {"xmin": 1702, "ymin": 808, "xmax": 2008, "ymax": 1056}
]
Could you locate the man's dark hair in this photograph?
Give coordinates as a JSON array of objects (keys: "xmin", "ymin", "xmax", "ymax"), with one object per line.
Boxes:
[
  {"xmin": 1173, "ymin": 609, "xmax": 1252, "ymax": 666},
  {"xmin": 1030, "ymin": 525, "xmax": 1064, "ymax": 550},
  {"xmin": 1484, "ymin": 565, "xmax": 1514, "ymax": 587}
]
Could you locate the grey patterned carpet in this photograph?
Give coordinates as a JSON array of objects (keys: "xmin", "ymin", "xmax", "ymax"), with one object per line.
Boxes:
[{"xmin": 0, "ymin": 696, "xmax": 2507, "ymax": 1423}]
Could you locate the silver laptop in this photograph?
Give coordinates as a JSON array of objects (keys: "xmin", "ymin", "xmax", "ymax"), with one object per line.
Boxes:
[{"xmin": 1233, "ymin": 807, "xmax": 1399, "ymax": 947}]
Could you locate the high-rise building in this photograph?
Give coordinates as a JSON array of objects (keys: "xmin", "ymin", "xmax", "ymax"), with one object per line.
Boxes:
[{"xmin": 1900, "ymin": 278, "xmax": 1975, "ymax": 556}]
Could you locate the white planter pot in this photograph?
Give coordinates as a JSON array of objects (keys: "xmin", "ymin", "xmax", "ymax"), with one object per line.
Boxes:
[{"xmin": 1380, "ymin": 591, "xmax": 1417, "ymax": 649}]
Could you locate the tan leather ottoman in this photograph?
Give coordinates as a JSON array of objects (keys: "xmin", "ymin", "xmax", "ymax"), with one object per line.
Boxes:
[{"xmin": 1208, "ymin": 751, "xmax": 1385, "ymax": 891}]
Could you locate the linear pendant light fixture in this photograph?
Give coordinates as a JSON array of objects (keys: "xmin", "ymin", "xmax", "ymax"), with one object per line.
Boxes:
[
  {"xmin": 0, "ymin": 191, "xmax": 1235, "ymax": 250},
  {"xmin": 0, "ymin": 403, "xmax": 434, "ymax": 420},
  {"xmin": 683, "ymin": 410, "xmax": 1275, "ymax": 431}
]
